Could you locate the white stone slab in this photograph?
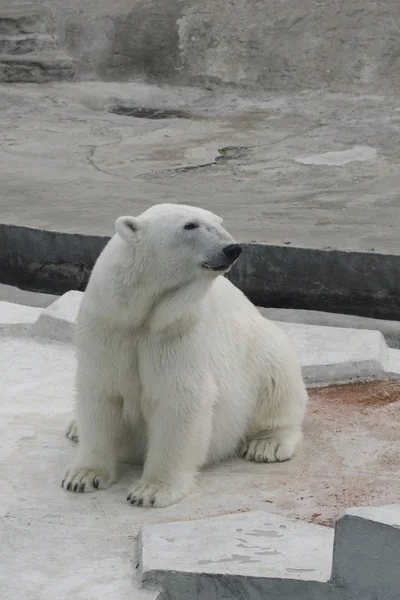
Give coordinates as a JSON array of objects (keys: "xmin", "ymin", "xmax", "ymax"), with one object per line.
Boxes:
[
  {"xmin": 139, "ymin": 511, "xmax": 334, "ymax": 583},
  {"xmin": 385, "ymin": 349, "xmax": 400, "ymax": 378},
  {"xmin": 277, "ymin": 321, "xmax": 388, "ymax": 384},
  {"xmin": 33, "ymin": 290, "xmax": 83, "ymax": 343},
  {"xmin": 0, "ymin": 300, "xmax": 42, "ymax": 336}
]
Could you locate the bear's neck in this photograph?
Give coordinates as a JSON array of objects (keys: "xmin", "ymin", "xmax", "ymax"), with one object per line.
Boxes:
[
  {"xmin": 86, "ymin": 269, "xmax": 214, "ymax": 335},
  {"xmin": 147, "ymin": 278, "xmax": 213, "ymax": 334}
]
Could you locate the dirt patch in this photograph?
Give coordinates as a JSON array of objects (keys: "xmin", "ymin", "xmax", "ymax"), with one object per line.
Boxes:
[
  {"xmin": 309, "ymin": 379, "xmax": 400, "ymax": 407},
  {"xmin": 294, "ymin": 380, "xmax": 400, "ymax": 527}
]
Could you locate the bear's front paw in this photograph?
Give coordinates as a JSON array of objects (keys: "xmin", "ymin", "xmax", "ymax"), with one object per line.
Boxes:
[
  {"xmin": 127, "ymin": 481, "xmax": 187, "ymax": 508},
  {"xmin": 62, "ymin": 466, "xmax": 113, "ymax": 493},
  {"xmin": 66, "ymin": 420, "xmax": 79, "ymax": 443}
]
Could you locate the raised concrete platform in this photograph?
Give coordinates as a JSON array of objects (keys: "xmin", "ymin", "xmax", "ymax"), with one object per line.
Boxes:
[
  {"xmin": 1, "ymin": 83, "xmax": 400, "ymax": 317},
  {"xmin": 34, "ymin": 290, "xmax": 81, "ymax": 344},
  {"xmin": 260, "ymin": 308, "xmax": 400, "ymax": 350},
  {"xmin": 0, "ymin": 300, "xmax": 41, "ymax": 335}
]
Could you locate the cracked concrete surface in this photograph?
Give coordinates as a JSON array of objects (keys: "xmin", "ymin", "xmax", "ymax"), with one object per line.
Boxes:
[{"xmin": 1, "ymin": 81, "xmax": 400, "ymax": 253}]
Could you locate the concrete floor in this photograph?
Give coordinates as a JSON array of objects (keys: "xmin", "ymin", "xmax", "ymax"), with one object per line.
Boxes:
[
  {"xmin": 1, "ymin": 82, "xmax": 400, "ymax": 253},
  {"xmin": 1, "ymin": 335, "xmax": 399, "ymax": 599}
]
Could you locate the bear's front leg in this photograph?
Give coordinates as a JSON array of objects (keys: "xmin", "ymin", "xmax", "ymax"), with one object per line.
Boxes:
[
  {"xmin": 127, "ymin": 353, "xmax": 214, "ymax": 507},
  {"xmin": 62, "ymin": 387, "xmax": 121, "ymax": 493}
]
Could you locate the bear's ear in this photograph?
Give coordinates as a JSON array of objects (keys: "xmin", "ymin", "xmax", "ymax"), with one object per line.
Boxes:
[{"xmin": 115, "ymin": 216, "xmax": 141, "ymax": 242}]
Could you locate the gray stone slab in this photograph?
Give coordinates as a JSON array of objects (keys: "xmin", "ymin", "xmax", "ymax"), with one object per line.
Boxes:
[
  {"xmin": 331, "ymin": 505, "xmax": 400, "ymax": 600},
  {"xmin": 139, "ymin": 511, "xmax": 334, "ymax": 586}
]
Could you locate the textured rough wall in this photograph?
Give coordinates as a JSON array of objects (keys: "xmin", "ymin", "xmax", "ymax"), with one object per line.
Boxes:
[{"xmin": 9, "ymin": 0, "xmax": 400, "ymax": 89}]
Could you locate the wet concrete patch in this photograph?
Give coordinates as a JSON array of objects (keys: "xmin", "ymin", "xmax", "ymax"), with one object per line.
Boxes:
[{"xmin": 109, "ymin": 106, "xmax": 192, "ymax": 119}]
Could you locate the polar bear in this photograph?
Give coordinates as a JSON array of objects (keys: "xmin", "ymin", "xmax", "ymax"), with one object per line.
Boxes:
[{"xmin": 62, "ymin": 203, "xmax": 307, "ymax": 507}]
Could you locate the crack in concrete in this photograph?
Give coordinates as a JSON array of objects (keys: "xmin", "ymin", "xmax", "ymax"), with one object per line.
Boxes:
[{"xmin": 84, "ymin": 143, "xmax": 131, "ymax": 180}]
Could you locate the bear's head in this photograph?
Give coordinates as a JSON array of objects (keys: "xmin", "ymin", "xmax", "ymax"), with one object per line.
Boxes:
[{"xmin": 114, "ymin": 204, "xmax": 242, "ymax": 290}]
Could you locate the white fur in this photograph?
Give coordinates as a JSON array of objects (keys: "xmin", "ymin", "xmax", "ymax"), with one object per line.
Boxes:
[{"xmin": 62, "ymin": 204, "xmax": 307, "ymax": 507}]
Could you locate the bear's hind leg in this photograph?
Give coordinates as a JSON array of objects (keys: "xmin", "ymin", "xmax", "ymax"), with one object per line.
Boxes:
[
  {"xmin": 241, "ymin": 368, "xmax": 307, "ymax": 463},
  {"xmin": 241, "ymin": 426, "xmax": 303, "ymax": 463}
]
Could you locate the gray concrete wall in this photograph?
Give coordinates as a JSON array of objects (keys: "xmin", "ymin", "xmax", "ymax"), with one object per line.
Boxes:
[{"xmin": 29, "ymin": 0, "xmax": 400, "ymax": 89}]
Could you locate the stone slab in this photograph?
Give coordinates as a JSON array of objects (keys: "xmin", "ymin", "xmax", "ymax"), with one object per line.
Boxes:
[
  {"xmin": 0, "ymin": 300, "xmax": 42, "ymax": 335},
  {"xmin": 33, "ymin": 290, "xmax": 82, "ymax": 343},
  {"xmin": 277, "ymin": 322, "xmax": 389, "ymax": 385},
  {"xmin": 139, "ymin": 511, "xmax": 334, "ymax": 583},
  {"xmin": 140, "ymin": 505, "xmax": 400, "ymax": 599},
  {"xmin": 331, "ymin": 505, "xmax": 400, "ymax": 600},
  {"xmin": 1, "ymin": 83, "xmax": 400, "ymax": 318},
  {"xmin": 385, "ymin": 349, "xmax": 400, "ymax": 378},
  {"xmin": 259, "ymin": 308, "xmax": 400, "ymax": 350}
]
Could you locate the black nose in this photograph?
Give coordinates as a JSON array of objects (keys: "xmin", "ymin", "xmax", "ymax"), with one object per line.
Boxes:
[{"xmin": 223, "ymin": 244, "xmax": 243, "ymax": 262}]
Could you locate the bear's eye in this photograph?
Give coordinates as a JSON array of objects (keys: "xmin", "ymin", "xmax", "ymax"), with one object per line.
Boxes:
[{"xmin": 184, "ymin": 222, "xmax": 199, "ymax": 230}]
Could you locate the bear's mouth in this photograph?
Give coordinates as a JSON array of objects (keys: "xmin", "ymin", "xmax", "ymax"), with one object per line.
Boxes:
[{"xmin": 202, "ymin": 263, "xmax": 231, "ymax": 272}]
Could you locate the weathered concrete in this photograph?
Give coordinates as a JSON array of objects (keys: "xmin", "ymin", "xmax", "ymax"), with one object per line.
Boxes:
[
  {"xmin": 1, "ymin": 83, "xmax": 399, "ymax": 252},
  {"xmin": 139, "ymin": 511, "xmax": 335, "ymax": 600},
  {"xmin": 0, "ymin": 300, "xmax": 41, "ymax": 335},
  {"xmin": 1, "ymin": 330, "xmax": 399, "ymax": 599},
  {"xmin": 386, "ymin": 349, "xmax": 400, "ymax": 378},
  {"xmin": 33, "ymin": 290, "xmax": 81, "ymax": 343},
  {"xmin": 260, "ymin": 308, "xmax": 400, "ymax": 350},
  {"xmin": 140, "ymin": 510, "xmax": 334, "ymax": 581},
  {"xmin": 10, "ymin": 0, "xmax": 400, "ymax": 92},
  {"xmin": 139, "ymin": 506, "xmax": 400, "ymax": 600},
  {"xmin": 0, "ymin": 2, "xmax": 74, "ymax": 82},
  {"xmin": 277, "ymin": 322, "xmax": 389, "ymax": 385},
  {"xmin": 331, "ymin": 505, "xmax": 400, "ymax": 600},
  {"xmin": 24, "ymin": 291, "xmax": 400, "ymax": 382},
  {"xmin": 5, "ymin": 284, "xmax": 400, "ymax": 348},
  {"xmin": 1, "ymin": 83, "xmax": 400, "ymax": 316}
]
